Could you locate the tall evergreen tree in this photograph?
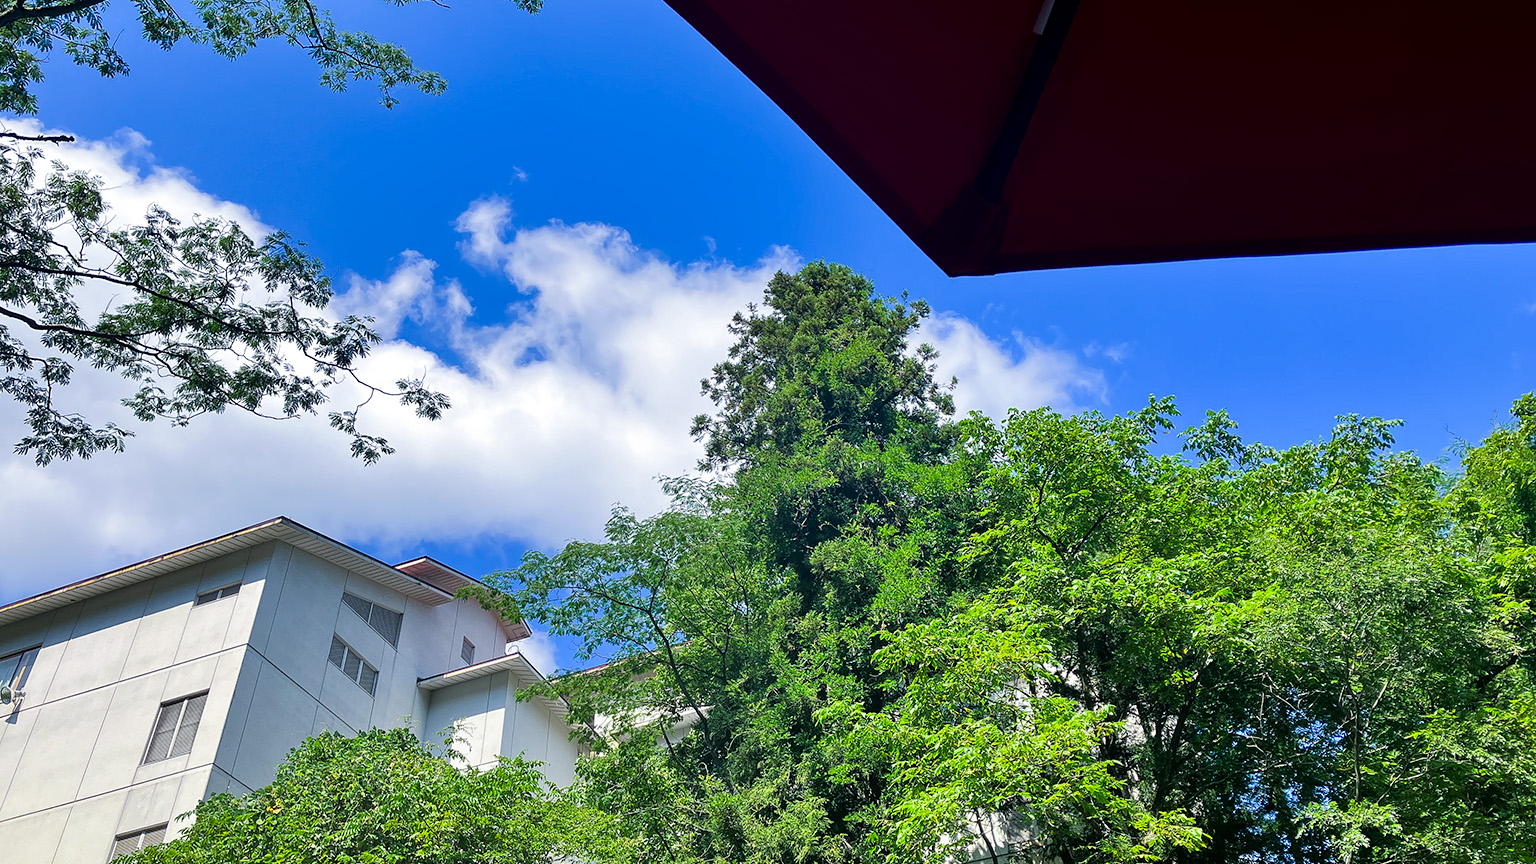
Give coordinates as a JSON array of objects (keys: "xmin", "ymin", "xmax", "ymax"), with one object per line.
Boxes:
[
  {"xmin": 509, "ymin": 260, "xmax": 1536, "ymax": 862},
  {"xmin": 504, "ymin": 263, "xmax": 1198, "ymax": 863}
]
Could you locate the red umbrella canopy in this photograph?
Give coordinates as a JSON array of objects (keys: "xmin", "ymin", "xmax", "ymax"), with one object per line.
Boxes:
[{"xmin": 665, "ymin": 0, "xmax": 1536, "ymax": 275}]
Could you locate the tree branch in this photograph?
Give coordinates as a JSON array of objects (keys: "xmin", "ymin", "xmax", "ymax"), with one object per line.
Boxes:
[
  {"xmin": 0, "ymin": 0, "xmax": 108, "ymax": 28},
  {"xmin": 0, "ymin": 131, "xmax": 75, "ymax": 144}
]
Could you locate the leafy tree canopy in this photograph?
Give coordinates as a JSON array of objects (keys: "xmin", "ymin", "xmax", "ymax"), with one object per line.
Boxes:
[
  {"xmin": 0, "ymin": 0, "xmax": 540, "ymax": 114},
  {"xmin": 691, "ymin": 260, "xmax": 955, "ymax": 471},
  {"xmin": 115, "ymin": 727, "xmax": 624, "ymax": 864},
  {"xmin": 494, "ymin": 263, "xmax": 1536, "ymax": 864}
]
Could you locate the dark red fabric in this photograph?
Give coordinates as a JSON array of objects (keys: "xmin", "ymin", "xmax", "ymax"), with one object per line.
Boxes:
[{"xmin": 664, "ymin": 0, "xmax": 1536, "ymax": 275}]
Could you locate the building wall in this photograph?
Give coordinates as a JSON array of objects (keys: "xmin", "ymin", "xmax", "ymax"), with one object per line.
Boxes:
[
  {"xmin": 422, "ymin": 670, "xmax": 581, "ymax": 785},
  {"xmin": 227, "ymin": 542, "xmax": 519, "ymax": 789},
  {"xmin": 0, "ymin": 537, "xmax": 576, "ymax": 862},
  {"xmin": 0, "ymin": 544, "xmax": 275, "ymax": 862}
]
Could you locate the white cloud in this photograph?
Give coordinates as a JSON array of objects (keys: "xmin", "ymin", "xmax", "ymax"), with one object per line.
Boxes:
[
  {"xmin": 1083, "ymin": 340, "xmax": 1131, "ymax": 364},
  {"xmin": 0, "ymin": 124, "xmax": 1111, "ymax": 606},
  {"xmin": 332, "ymin": 252, "xmax": 471, "ymax": 340},
  {"xmin": 924, "ymin": 313, "xmax": 1106, "ymax": 419},
  {"xmin": 517, "ymin": 629, "xmax": 558, "ymax": 676}
]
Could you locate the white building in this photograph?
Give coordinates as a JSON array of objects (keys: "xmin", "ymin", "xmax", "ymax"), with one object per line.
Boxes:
[{"xmin": 0, "ymin": 517, "xmax": 579, "ymax": 861}]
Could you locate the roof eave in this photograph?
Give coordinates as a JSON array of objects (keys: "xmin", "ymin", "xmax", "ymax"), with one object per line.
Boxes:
[
  {"xmin": 417, "ymin": 647, "xmax": 568, "ymax": 716},
  {"xmin": 0, "ymin": 517, "xmax": 456, "ymax": 630}
]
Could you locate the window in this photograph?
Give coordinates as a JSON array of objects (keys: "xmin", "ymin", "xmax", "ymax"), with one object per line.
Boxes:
[
  {"xmin": 143, "ymin": 693, "xmax": 207, "ymax": 764},
  {"xmin": 0, "ymin": 646, "xmax": 39, "ymax": 693},
  {"xmin": 341, "ymin": 592, "xmax": 403, "ymax": 647},
  {"xmin": 111, "ymin": 824, "xmax": 167, "ymax": 859},
  {"xmin": 461, "ymin": 637, "xmax": 476, "ymax": 666},
  {"xmin": 328, "ymin": 634, "xmax": 378, "ymax": 696},
  {"xmin": 193, "ymin": 582, "xmax": 241, "ymax": 606}
]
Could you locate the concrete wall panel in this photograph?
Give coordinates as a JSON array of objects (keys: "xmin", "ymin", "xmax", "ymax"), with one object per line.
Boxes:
[
  {"xmin": 257, "ymin": 546, "xmax": 347, "ymax": 697},
  {"xmin": 339, "ymin": 574, "xmax": 406, "ymax": 620},
  {"xmin": 117, "ymin": 771, "xmax": 185, "ymax": 838},
  {"xmin": 25, "ymin": 605, "xmax": 81, "ymax": 706},
  {"xmin": 167, "ymin": 765, "xmax": 214, "ymax": 840},
  {"xmin": 399, "ymin": 596, "xmax": 454, "ymax": 680},
  {"xmin": 0, "ymin": 610, "xmax": 54, "ymax": 661},
  {"xmin": 43, "ymin": 584, "xmax": 150, "ymax": 702},
  {"xmin": 318, "ymin": 662, "xmax": 375, "ymax": 732},
  {"xmin": 0, "ymin": 685, "xmax": 113, "ymax": 819},
  {"xmin": 205, "ymin": 764, "xmax": 253, "ymax": 798},
  {"xmin": 227, "ymin": 660, "xmax": 317, "ymax": 791},
  {"xmin": 120, "ymin": 569, "xmax": 197, "ymax": 680},
  {"xmin": 74, "ymin": 671, "xmax": 169, "ymax": 799},
  {"xmin": 541, "ymin": 712, "xmax": 579, "ymax": 786},
  {"xmin": 0, "ymin": 698, "xmax": 39, "ymax": 812},
  {"xmin": 0, "ymin": 805, "xmax": 69, "ymax": 862},
  {"xmin": 333, "ymin": 604, "xmax": 386, "ymax": 669},
  {"xmin": 213, "ymin": 648, "xmax": 263, "ymax": 773},
  {"xmin": 312, "ymin": 704, "xmax": 353, "ymax": 737},
  {"xmin": 159, "ymin": 653, "xmax": 219, "ymax": 704},
  {"xmin": 245, "ymin": 543, "xmax": 294, "ymax": 656},
  {"xmin": 505, "ymin": 692, "xmax": 550, "ymax": 768},
  {"xmin": 477, "ymin": 672, "xmax": 509, "ymax": 768},
  {"xmin": 214, "ymin": 544, "xmax": 274, "ymax": 653},
  {"xmin": 172, "ymin": 552, "xmax": 247, "ymax": 665},
  {"xmin": 54, "ymin": 788, "xmax": 129, "ymax": 863},
  {"xmin": 185, "ymin": 650, "xmax": 245, "ymax": 769},
  {"xmin": 424, "ymin": 674, "xmax": 492, "ymax": 766}
]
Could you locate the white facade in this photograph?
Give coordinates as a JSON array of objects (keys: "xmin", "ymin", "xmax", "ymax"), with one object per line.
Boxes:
[{"xmin": 0, "ymin": 518, "xmax": 578, "ymax": 862}]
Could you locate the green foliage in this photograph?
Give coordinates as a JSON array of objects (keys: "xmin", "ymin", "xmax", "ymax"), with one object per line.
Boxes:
[
  {"xmin": 947, "ymin": 401, "xmax": 1536, "ymax": 863},
  {"xmin": 0, "ymin": 0, "xmax": 534, "ymax": 459},
  {"xmin": 1452, "ymin": 392, "xmax": 1536, "ymax": 548},
  {"xmin": 501, "ymin": 265, "xmax": 1536, "ymax": 863},
  {"xmin": 691, "ymin": 260, "xmax": 955, "ymax": 471},
  {"xmin": 819, "ymin": 587, "xmax": 1203, "ymax": 864},
  {"xmin": 502, "ymin": 265, "xmax": 981, "ymax": 863},
  {"xmin": 0, "ymin": 0, "xmax": 541, "ymax": 114},
  {"xmin": 114, "ymin": 727, "xmax": 623, "ymax": 864},
  {"xmin": 0, "ymin": 146, "xmax": 448, "ymax": 463}
]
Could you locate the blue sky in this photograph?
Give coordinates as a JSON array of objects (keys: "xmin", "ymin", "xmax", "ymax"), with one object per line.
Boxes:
[{"xmin": 4, "ymin": 0, "xmax": 1533, "ymax": 669}]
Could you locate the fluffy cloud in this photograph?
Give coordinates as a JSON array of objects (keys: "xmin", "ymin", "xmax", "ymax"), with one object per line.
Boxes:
[
  {"xmin": 0, "ymin": 125, "xmax": 1110, "ymax": 627},
  {"xmin": 923, "ymin": 313, "xmax": 1106, "ymax": 420}
]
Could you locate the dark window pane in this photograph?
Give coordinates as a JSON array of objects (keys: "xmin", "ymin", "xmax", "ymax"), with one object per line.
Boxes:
[
  {"xmin": 346, "ymin": 592, "xmax": 403, "ymax": 648},
  {"xmin": 369, "ymin": 606, "xmax": 402, "ymax": 647},
  {"xmin": 143, "ymin": 727, "xmax": 175, "ymax": 763},
  {"xmin": 328, "ymin": 635, "xmax": 348, "ymax": 669},
  {"xmin": 2, "ymin": 646, "xmax": 39, "ymax": 690},
  {"xmin": 112, "ymin": 824, "xmax": 169, "ymax": 859},
  {"xmin": 342, "ymin": 593, "xmax": 373, "ymax": 622},
  {"xmin": 169, "ymin": 694, "xmax": 206, "ymax": 758},
  {"xmin": 195, "ymin": 582, "xmax": 240, "ymax": 606},
  {"xmin": 143, "ymin": 702, "xmax": 181, "ymax": 763}
]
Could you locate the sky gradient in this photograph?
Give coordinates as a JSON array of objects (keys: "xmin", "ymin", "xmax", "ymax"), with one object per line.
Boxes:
[{"xmin": 2, "ymin": 0, "xmax": 1532, "ymax": 671}]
